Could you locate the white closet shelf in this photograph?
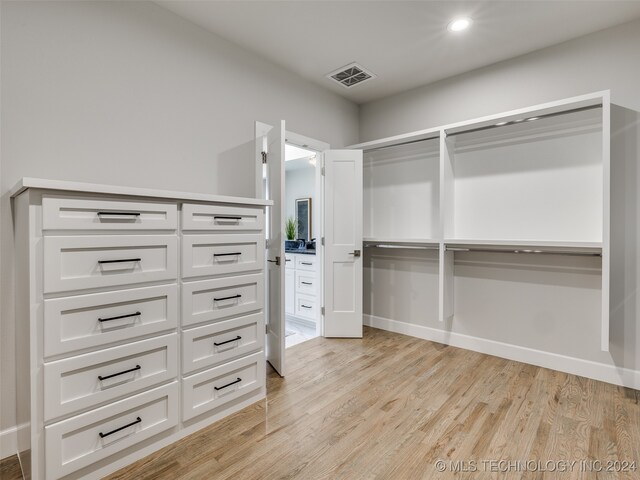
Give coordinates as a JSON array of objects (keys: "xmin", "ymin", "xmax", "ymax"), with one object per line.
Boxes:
[
  {"xmin": 363, "ymin": 237, "xmax": 440, "ymax": 247},
  {"xmin": 444, "ymin": 239, "xmax": 603, "ymax": 254}
]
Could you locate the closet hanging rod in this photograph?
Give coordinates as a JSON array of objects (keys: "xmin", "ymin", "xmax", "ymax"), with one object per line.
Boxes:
[
  {"xmin": 445, "ymin": 246, "xmax": 602, "ymax": 257},
  {"xmin": 444, "ymin": 104, "xmax": 602, "ymax": 138},
  {"xmin": 363, "ymin": 136, "xmax": 440, "ymax": 153},
  {"xmin": 365, "ymin": 243, "xmax": 439, "ymax": 250}
]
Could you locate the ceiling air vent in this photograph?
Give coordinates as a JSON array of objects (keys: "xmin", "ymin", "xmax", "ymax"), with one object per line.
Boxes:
[{"xmin": 326, "ymin": 63, "xmax": 376, "ymax": 88}]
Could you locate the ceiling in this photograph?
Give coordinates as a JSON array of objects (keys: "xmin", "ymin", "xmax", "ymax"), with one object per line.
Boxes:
[{"xmin": 158, "ymin": 1, "xmax": 640, "ymax": 104}]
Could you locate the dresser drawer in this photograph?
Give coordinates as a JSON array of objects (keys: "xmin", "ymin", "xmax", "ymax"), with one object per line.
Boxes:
[
  {"xmin": 295, "ymin": 270, "xmax": 317, "ymax": 295},
  {"xmin": 295, "ymin": 293, "xmax": 317, "ymax": 321},
  {"xmin": 182, "ymin": 313, "xmax": 264, "ymax": 374},
  {"xmin": 182, "ymin": 204, "xmax": 264, "ymax": 231},
  {"xmin": 43, "ymin": 235, "xmax": 178, "ymax": 294},
  {"xmin": 43, "ymin": 195, "xmax": 177, "ymax": 231},
  {"xmin": 182, "ymin": 352, "xmax": 265, "ymax": 421},
  {"xmin": 295, "ymin": 255, "xmax": 317, "ymax": 271},
  {"xmin": 182, "ymin": 234, "xmax": 264, "ymax": 279},
  {"xmin": 43, "ymin": 334, "xmax": 178, "ymax": 421},
  {"xmin": 182, "ymin": 274, "xmax": 264, "ymax": 327},
  {"xmin": 44, "ymin": 284, "xmax": 178, "ymax": 357},
  {"xmin": 45, "ymin": 382, "xmax": 178, "ymax": 479}
]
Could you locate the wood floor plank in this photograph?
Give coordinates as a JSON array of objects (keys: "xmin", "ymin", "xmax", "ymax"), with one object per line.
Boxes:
[{"xmin": 2, "ymin": 327, "xmax": 639, "ymax": 480}]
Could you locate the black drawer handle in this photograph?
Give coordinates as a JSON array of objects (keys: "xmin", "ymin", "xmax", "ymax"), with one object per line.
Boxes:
[
  {"xmin": 301, "ymin": 262, "xmax": 313, "ymax": 265},
  {"xmin": 214, "ymin": 335, "xmax": 241, "ymax": 346},
  {"xmin": 98, "ymin": 365, "xmax": 141, "ymax": 381},
  {"xmin": 285, "ymin": 259, "xmax": 291, "ymax": 262},
  {"xmin": 97, "ymin": 212, "xmax": 141, "ymax": 217},
  {"xmin": 98, "ymin": 258, "xmax": 141, "ymax": 265},
  {"xmin": 214, "ymin": 294, "xmax": 242, "ymax": 302},
  {"xmin": 98, "ymin": 311, "xmax": 141, "ymax": 323},
  {"xmin": 99, "ymin": 417, "xmax": 142, "ymax": 438},
  {"xmin": 301, "ymin": 281, "xmax": 313, "ymax": 285},
  {"xmin": 214, "ymin": 216, "xmax": 242, "ymax": 221},
  {"xmin": 214, "ymin": 252, "xmax": 242, "ymax": 257},
  {"xmin": 301, "ymin": 305, "xmax": 312, "ymax": 309},
  {"xmin": 214, "ymin": 377, "xmax": 242, "ymax": 391}
]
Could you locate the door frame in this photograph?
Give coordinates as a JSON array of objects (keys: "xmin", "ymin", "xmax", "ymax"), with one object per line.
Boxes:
[{"xmin": 284, "ymin": 130, "xmax": 329, "ymax": 338}]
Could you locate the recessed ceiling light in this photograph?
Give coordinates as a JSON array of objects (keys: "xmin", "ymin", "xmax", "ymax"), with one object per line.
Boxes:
[
  {"xmin": 495, "ymin": 121, "xmax": 508, "ymax": 126},
  {"xmin": 526, "ymin": 117, "xmax": 540, "ymax": 122},
  {"xmin": 447, "ymin": 17, "xmax": 472, "ymax": 32}
]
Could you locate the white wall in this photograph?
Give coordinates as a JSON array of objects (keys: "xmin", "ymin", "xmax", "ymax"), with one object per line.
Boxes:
[
  {"xmin": 360, "ymin": 19, "xmax": 640, "ymax": 141},
  {"xmin": 0, "ymin": 0, "xmax": 358, "ymax": 454},
  {"xmin": 360, "ymin": 20, "xmax": 640, "ymax": 387},
  {"xmin": 285, "ymin": 165, "xmax": 317, "ymax": 240}
]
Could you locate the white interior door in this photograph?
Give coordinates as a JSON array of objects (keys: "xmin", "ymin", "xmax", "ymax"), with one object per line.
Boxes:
[
  {"xmin": 323, "ymin": 150, "xmax": 363, "ymax": 337},
  {"xmin": 256, "ymin": 120, "xmax": 286, "ymax": 376}
]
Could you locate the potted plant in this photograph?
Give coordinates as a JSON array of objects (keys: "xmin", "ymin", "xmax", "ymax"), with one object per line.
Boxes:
[{"xmin": 285, "ymin": 216, "xmax": 297, "ymax": 243}]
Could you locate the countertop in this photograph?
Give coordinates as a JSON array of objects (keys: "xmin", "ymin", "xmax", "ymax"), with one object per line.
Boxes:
[{"xmin": 285, "ymin": 249, "xmax": 316, "ymax": 256}]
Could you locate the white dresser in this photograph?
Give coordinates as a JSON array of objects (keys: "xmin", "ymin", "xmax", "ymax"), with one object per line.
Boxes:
[
  {"xmin": 11, "ymin": 179, "xmax": 270, "ymax": 480},
  {"xmin": 284, "ymin": 252, "xmax": 319, "ymax": 324}
]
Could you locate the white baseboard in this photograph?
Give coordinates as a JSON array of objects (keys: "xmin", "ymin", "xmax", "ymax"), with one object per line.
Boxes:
[
  {"xmin": 1, "ymin": 424, "xmax": 23, "ymax": 460},
  {"xmin": 364, "ymin": 314, "xmax": 640, "ymax": 390}
]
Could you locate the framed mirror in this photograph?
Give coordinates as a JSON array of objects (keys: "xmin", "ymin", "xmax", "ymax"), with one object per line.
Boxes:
[{"xmin": 296, "ymin": 198, "xmax": 312, "ymax": 241}]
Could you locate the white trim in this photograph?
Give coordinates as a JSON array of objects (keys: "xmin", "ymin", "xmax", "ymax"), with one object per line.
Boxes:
[
  {"xmin": 364, "ymin": 314, "xmax": 640, "ymax": 390},
  {"xmin": 1, "ymin": 424, "xmax": 26, "ymax": 460}
]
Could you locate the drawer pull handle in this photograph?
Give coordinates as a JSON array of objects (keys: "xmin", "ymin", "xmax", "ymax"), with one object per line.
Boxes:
[
  {"xmin": 301, "ymin": 281, "xmax": 313, "ymax": 285},
  {"xmin": 214, "ymin": 377, "xmax": 242, "ymax": 391},
  {"xmin": 97, "ymin": 211, "xmax": 141, "ymax": 217},
  {"xmin": 214, "ymin": 252, "xmax": 242, "ymax": 257},
  {"xmin": 98, "ymin": 258, "xmax": 141, "ymax": 265},
  {"xmin": 214, "ymin": 294, "xmax": 242, "ymax": 302},
  {"xmin": 301, "ymin": 305, "xmax": 312, "ymax": 309},
  {"xmin": 285, "ymin": 259, "xmax": 291, "ymax": 262},
  {"xmin": 214, "ymin": 335, "xmax": 242, "ymax": 347},
  {"xmin": 98, "ymin": 365, "xmax": 141, "ymax": 381},
  {"xmin": 99, "ymin": 417, "xmax": 142, "ymax": 438},
  {"xmin": 214, "ymin": 216, "xmax": 242, "ymax": 221},
  {"xmin": 98, "ymin": 311, "xmax": 141, "ymax": 323},
  {"xmin": 301, "ymin": 262, "xmax": 313, "ymax": 266}
]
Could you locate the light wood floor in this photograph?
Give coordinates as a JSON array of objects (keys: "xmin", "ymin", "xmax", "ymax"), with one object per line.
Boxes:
[{"xmin": 2, "ymin": 327, "xmax": 639, "ymax": 479}]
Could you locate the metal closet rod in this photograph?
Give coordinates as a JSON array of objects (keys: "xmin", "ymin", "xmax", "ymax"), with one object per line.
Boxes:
[
  {"xmin": 445, "ymin": 246, "xmax": 602, "ymax": 257},
  {"xmin": 445, "ymin": 104, "xmax": 602, "ymax": 138},
  {"xmin": 365, "ymin": 243, "xmax": 439, "ymax": 250},
  {"xmin": 363, "ymin": 136, "xmax": 439, "ymax": 153}
]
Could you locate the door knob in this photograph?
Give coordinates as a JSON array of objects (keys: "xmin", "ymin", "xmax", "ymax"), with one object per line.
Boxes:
[
  {"xmin": 349, "ymin": 250, "xmax": 361, "ymax": 258},
  {"xmin": 267, "ymin": 256, "xmax": 281, "ymax": 266}
]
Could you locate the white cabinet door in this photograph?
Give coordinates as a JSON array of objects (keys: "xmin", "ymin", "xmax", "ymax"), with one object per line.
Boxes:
[
  {"xmin": 323, "ymin": 150, "xmax": 363, "ymax": 337},
  {"xmin": 257, "ymin": 120, "xmax": 286, "ymax": 376},
  {"xmin": 285, "ymin": 268, "xmax": 295, "ymax": 315}
]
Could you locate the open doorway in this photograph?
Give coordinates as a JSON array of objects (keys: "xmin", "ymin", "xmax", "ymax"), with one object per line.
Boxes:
[{"xmin": 284, "ymin": 142, "xmax": 321, "ymax": 348}]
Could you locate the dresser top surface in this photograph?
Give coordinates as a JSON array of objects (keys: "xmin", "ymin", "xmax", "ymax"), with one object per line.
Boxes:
[{"xmin": 10, "ymin": 177, "xmax": 272, "ymax": 207}]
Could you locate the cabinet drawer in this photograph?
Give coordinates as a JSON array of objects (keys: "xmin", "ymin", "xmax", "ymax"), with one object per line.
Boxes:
[
  {"xmin": 182, "ymin": 234, "xmax": 264, "ymax": 279},
  {"xmin": 295, "ymin": 293, "xmax": 317, "ymax": 321},
  {"xmin": 182, "ymin": 274, "xmax": 264, "ymax": 327},
  {"xmin": 45, "ymin": 382, "xmax": 178, "ymax": 479},
  {"xmin": 182, "ymin": 313, "xmax": 264, "ymax": 374},
  {"xmin": 182, "ymin": 204, "xmax": 264, "ymax": 231},
  {"xmin": 43, "ymin": 235, "xmax": 178, "ymax": 294},
  {"xmin": 295, "ymin": 270, "xmax": 317, "ymax": 295},
  {"xmin": 182, "ymin": 352, "xmax": 265, "ymax": 421},
  {"xmin": 44, "ymin": 284, "xmax": 178, "ymax": 357},
  {"xmin": 285, "ymin": 253, "xmax": 294, "ymax": 269},
  {"xmin": 295, "ymin": 255, "xmax": 317, "ymax": 271},
  {"xmin": 44, "ymin": 334, "xmax": 178, "ymax": 421},
  {"xmin": 43, "ymin": 195, "xmax": 177, "ymax": 231}
]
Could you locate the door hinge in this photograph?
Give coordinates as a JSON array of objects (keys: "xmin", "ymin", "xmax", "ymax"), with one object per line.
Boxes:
[
  {"xmin": 321, "ymin": 166, "xmax": 325, "ymax": 176},
  {"xmin": 261, "ymin": 151, "xmax": 267, "ymax": 164},
  {"xmin": 266, "ymin": 324, "xmax": 269, "ymax": 334},
  {"xmin": 321, "ymin": 237, "xmax": 325, "ymax": 246},
  {"xmin": 321, "ymin": 306, "xmax": 325, "ymax": 316}
]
